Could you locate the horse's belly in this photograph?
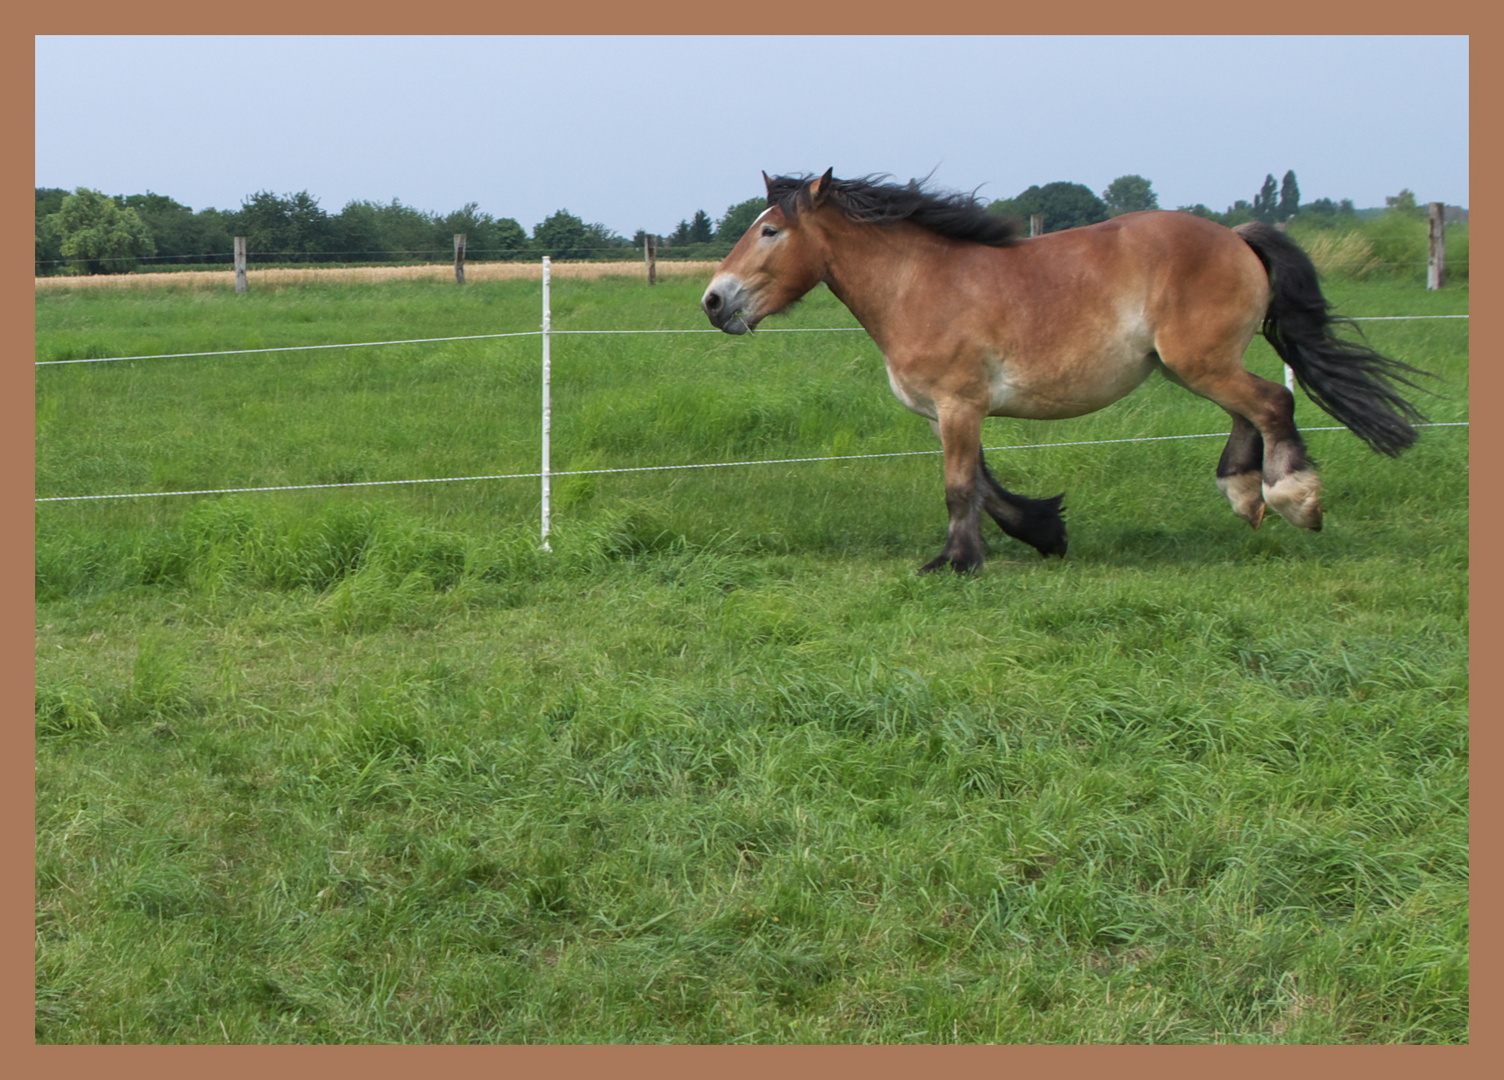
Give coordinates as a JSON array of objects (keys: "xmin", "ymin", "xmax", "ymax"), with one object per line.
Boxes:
[{"xmin": 986, "ymin": 349, "xmax": 1153, "ymax": 419}]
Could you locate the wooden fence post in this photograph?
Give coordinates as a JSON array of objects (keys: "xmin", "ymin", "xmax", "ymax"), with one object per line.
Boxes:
[
  {"xmin": 1428, "ymin": 203, "xmax": 1446, "ymax": 290},
  {"xmin": 645, "ymin": 234, "xmax": 657, "ymax": 285},
  {"xmin": 454, "ymin": 233, "xmax": 467, "ymax": 285},
  {"xmin": 234, "ymin": 237, "xmax": 247, "ymax": 294},
  {"xmin": 1029, "ymin": 214, "xmax": 1043, "ymax": 238}
]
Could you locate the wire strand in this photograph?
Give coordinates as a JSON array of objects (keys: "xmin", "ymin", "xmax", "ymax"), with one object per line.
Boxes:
[
  {"xmin": 35, "ymin": 422, "xmax": 1468, "ymax": 504},
  {"xmin": 32, "ymin": 317, "xmax": 1466, "ymax": 366}
]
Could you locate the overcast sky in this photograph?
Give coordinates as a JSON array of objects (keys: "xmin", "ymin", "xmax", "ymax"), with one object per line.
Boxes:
[{"xmin": 35, "ymin": 35, "xmax": 1469, "ymax": 237}]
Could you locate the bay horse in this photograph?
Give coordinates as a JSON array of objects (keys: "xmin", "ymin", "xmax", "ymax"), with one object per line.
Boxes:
[{"xmin": 702, "ymin": 170, "xmax": 1429, "ymax": 574}]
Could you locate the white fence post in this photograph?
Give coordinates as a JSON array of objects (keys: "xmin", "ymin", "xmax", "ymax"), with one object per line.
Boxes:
[{"xmin": 540, "ymin": 256, "xmax": 553, "ymax": 551}]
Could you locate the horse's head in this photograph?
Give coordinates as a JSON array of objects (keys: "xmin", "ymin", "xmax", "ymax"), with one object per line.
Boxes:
[{"xmin": 702, "ymin": 168, "xmax": 836, "ymax": 335}]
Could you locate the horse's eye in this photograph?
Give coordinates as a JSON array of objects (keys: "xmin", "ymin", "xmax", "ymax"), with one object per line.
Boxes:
[{"xmin": 761, "ymin": 225, "xmax": 779, "ymax": 238}]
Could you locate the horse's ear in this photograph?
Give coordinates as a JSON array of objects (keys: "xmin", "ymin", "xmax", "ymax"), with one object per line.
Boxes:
[
  {"xmin": 763, "ymin": 171, "xmax": 775, "ymax": 201},
  {"xmin": 808, "ymin": 168, "xmax": 835, "ymax": 208}
]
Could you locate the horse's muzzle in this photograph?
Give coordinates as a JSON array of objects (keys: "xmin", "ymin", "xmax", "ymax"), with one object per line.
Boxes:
[{"xmin": 701, "ymin": 276, "xmax": 755, "ymax": 335}]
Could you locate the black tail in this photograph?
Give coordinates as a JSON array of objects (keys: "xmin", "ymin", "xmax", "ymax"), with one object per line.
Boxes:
[{"xmin": 1236, "ymin": 221, "xmax": 1431, "ymax": 457}]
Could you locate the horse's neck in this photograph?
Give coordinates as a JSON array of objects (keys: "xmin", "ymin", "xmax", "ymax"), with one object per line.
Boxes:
[{"xmin": 820, "ymin": 222, "xmax": 959, "ymax": 347}]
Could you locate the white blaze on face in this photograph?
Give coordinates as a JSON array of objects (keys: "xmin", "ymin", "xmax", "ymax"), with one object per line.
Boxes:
[{"xmin": 703, "ymin": 205, "xmax": 783, "ymax": 334}]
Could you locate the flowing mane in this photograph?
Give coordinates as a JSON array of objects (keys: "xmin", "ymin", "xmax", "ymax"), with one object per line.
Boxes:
[{"xmin": 765, "ymin": 173, "xmax": 1022, "ymax": 248}]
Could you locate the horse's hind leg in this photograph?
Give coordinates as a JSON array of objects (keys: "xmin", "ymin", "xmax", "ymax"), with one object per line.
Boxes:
[
  {"xmin": 1216, "ymin": 412, "xmax": 1266, "ymax": 528},
  {"xmin": 1260, "ymin": 396, "xmax": 1323, "ymax": 530},
  {"xmin": 1188, "ymin": 370, "xmax": 1323, "ymax": 531}
]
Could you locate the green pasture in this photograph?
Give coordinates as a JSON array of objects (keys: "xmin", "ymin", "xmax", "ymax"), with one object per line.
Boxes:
[{"xmin": 35, "ymin": 270, "xmax": 1469, "ymax": 1043}]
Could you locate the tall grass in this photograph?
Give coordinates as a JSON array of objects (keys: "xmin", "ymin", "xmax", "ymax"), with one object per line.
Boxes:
[
  {"xmin": 1289, "ymin": 214, "xmax": 1467, "ymax": 285},
  {"xmin": 35, "ymin": 270, "xmax": 1469, "ymax": 1043}
]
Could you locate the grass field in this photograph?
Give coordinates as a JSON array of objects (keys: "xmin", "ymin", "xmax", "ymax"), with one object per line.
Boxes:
[{"xmin": 34, "ymin": 267, "xmax": 1469, "ymax": 1043}]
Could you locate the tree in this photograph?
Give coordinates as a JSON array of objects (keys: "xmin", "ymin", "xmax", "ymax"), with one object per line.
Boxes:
[
  {"xmin": 992, "ymin": 182, "xmax": 1109, "ymax": 233},
  {"xmin": 1278, "ymin": 170, "xmax": 1300, "ymax": 222},
  {"xmin": 1252, "ymin": 174, "xmax": 1279, "ymax": 223},
  {"xmin": 433, "ymin": 202, "xmax": 528, "ymax": 261},
  {"xmin": 231, "ymin": 190, "xmax": 335, "ymax": 261},
  {"xmin": 489, "ymin": 218, "xmax": 530, "ymax": 259},
  {"xmin": 1176, "ymin": 203, "xmax": 1219, "ymax": 220},
  {"xmin": 331, "ymin": 199, "xmax": 385, "ymax": 260},
  {"xmin": 48, "ymin": 187, "xmax": 156, "ymax": 273},
  {"xmin": 123, "ymin": 192, "xmax": 234, "ymax": 265},
  {"xmin": 35, "ymin": 187, "xmax": 70, "ymax": 268},
  {"xmin": 330, "ymin": 198, "xmax": 437, "ymax": 260},
  {"xmin": 1101, "ymin": 175, "xmax": 1159, "ymax": 216},
  {"xmin": 121, "ymin": 193, "xmax": 194, "ymax": 257},
  {"xmin": 436, "ymin": 201, "xmax": 492, "ymax": 257},
  {"xmin": 533, "ymin": 209, "xmax": 590, "ymax": 260},
  {"xmin": 1301, "ymin": 197, "xmax": 1337, "ymax": 218},
  {"xmin": 687, "ymin": 209, "xmax": 714, "ymax": 244},
  {"xmin": 715, "ymin": 197, "xmax": 766, "ymax": 244},
  {"xmin": 1221, "ymin": 200, "xmax": 1255, "ymax": 227},
  {"xmin": 379, "ymin": 199, "xmax": 440, "ymax": 256},
  {"xmin": 1385, "ymin": 189, "xmax": 1423, "ymax": 217},
  {"xmin": 581, "ymin": 221, "xmax": 630, "ymax": 256},
  {"xmin": 1293, "ymin": 197, "xmax": 1356, "ymax": 229}
]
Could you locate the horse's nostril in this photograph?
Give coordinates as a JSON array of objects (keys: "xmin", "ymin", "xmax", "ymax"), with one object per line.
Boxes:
[{"xmin": 704, "ymin": 291, "xmax": 722, "ymax": 312}]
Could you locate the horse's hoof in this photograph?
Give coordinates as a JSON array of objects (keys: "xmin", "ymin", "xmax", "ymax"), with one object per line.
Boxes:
[
  {"xmin": 1218, "ymin": 472, "xmax": 1266, "ymax": 529},
  {"xmin": 1264, "ymin": 470, "xmax": 1324, "ymax": 531},
  {"xmin": 1036, "ymin": 530, "xmax": 1068, "ymax": 558},
  {"xmin": 918, "ymin": 555, "xmax": 980, "ymax": 576}
]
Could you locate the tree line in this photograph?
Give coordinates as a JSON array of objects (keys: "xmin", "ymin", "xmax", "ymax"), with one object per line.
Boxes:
[
  {"xmin": 987, "ymin": 170, "xmax": 1364, "ymax": 233},
  {"xmin": 35, "ymin": 172, "xmax": 1433, "ymax": 276},
  {"xmin": 33, "ymin": 186, "xmax": 773, "ymax": 276}
]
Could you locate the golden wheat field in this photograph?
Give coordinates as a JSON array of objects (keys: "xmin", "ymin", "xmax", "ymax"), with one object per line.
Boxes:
[{"xmin": 35, "ymin": 260, "xmax": 722, "ymax": 290}]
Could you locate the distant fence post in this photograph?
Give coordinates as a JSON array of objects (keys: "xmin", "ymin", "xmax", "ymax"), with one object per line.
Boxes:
[
  {"xmin": 645, "ymin": 234, "xmax": 657, "ymax": 285},
  {"xmin": 540, "ymin": 257, "xmax": 553, "ymax": 551},
  {"xmin": 1428, "ymin": 203, "xmax": 1446, "ymax": 290},
  {"xmin": 1029, "ymin": 214, "xmax": 1043, "ymax": 238},
  {"xmin": 234, "ymin": 237, "xmax": 247, "ymax": 294},
  {"xmin": 454, "ymin": 233, "xmax": 467, "ymax": 285}
]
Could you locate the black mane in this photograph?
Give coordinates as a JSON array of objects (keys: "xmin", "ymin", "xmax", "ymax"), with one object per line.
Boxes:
[{"xmin": 766, "ymin": 173, "xmax": 1022, "ymax": 248}]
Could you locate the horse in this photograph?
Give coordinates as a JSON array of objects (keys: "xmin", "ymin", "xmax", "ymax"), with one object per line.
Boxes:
[{"xmin": 701, "ymin": 169, "xmax": 1430, "ymax": 574}]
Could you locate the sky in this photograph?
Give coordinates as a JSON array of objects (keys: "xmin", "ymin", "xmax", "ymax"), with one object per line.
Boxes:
[{"xmin": 35, "ymin": 35, "xmax": 1469, "ymax": 238}]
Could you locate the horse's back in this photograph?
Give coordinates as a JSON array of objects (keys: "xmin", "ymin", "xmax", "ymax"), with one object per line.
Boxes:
[
  {"xmin": 1039, "ymin": 211, "xmax": 1272, "ymax": 330},
  {"xmin": 1031, "ymin": 211, "xmax": 1261, "ymax": 275},
  {"xmin": 972, "ymin": 211, "xmax": 1267, "ymax": 338}
]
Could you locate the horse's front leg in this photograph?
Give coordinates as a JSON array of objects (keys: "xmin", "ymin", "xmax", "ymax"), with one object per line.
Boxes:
[{"xmin": 919, "ymin": 406, "xmax": 988, "ymax": 575}]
